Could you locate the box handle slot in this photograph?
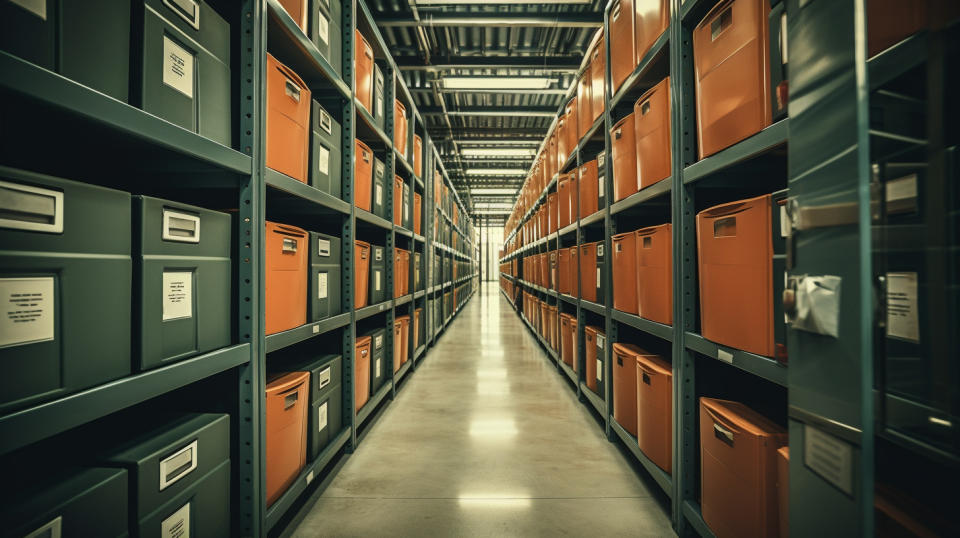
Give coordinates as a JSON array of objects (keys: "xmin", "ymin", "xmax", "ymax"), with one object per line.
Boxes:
[
  {"xmin": 713, "ymin": 216, "xmax": 737, "ymax": 238},
  {"xmin": 162, "ymin": 209, "xmax": 200, "ymax": 243},
  {"xmin": 318, "ymin": 366, "xmax": 331, "ymax": 389},
  {"xmin": 708, "ymin": 1, "xmax": 734, "ymax": 42},
  {"xmin": 282, "ymin": 237, "xmax": 298, "ymax": 253},
  {"xmin": 713, "ymin": 423, "xmax": 735, "ymax": 446},
  {"xmin": 641, "ymin": 99, "xmax": 651, "ymax": 115},
  {"xmin": 319, "ymin": 108, "xmax": 332, "ymax": 134},
  {"xmin": 642, "ymin": 372, "xmax": 651, "ymax": 385},
  {"xmin": 159, "ymin": 440, "xmax": 198, "ymax": 490},
  {"xmin": 283, "ymin": 390, "xmax": 299, "ymax": 409},
  {"xmin": 163, "ymin": 0, "xmax": 200, "ymax": 30},
  {"xmin": 612, "ymin": 2, "xmax": 621, "ymax": 20},
  {"xmin": 0, "ymin": 180, "xmax": 63, "ymax": 233},
  {"xmin": 285, "ymin": 80, "xmax": 302, "ymax": 102}
]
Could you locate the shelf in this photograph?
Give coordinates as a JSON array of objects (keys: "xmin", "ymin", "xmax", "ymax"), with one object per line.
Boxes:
[
  {"xmin": 414, "ymin": 290, "xmax": 425, "ymax": 299},
  {"xmin": 414, "ymin": 345, "xmax": 426, "ymax": 361},
  {"xmin": 609, "ymin": 31, "xmax": 670, "ymax": 110},
  {"xmin": 264, "ymin": 427, "xmax": 350, "ymax": 532},
  {"xmin": 559, "ymin": 223, "xmax": 578, "ymax": 237},
  {"xmin": 610, "ymin": 421, "xmax": 673, "ymax": 499},
  {"xmin": 683, "ymin": 119, "xmax": 789, "ymax": 184},
  {"xmin": 559, "ymin": 360, "xmax": 578, "ymax": 386},
  {"xmin": 612, "ymin": 310, "xmax": 673, "ymax": 342},
  {"xmin": 559, "ymin": 293, "xmax": 578, "ymax": 306},
  {"xmin": 684, "ymin": 332, "xmax": 787, "ymax": 387},
  {"xmin": 356, "ymin": 300, "xmax": 394, "ymax": 320},
  {"xmin": 680, "ymin": 0, "xmax": 712, "ymax": 25},
  {"xmin": 395, "ymin": 294, "xmax": 412, "ymax": 306},
  {"xmin": 560, "ymin": 148, "xmax": 578, "ymax": 174},
  {"xmin": 265, "ymin": 0, "xmax": 350, "ymax": 98},
  {"xmin": 580, "ymin": 382, "xmax": 606, "ymax": 417},
  {"xmin": 579, "ymin": 210, "xmax": 606, "ymax": 228},
  {"xmin": 357, "ymin": 382, "xmax": 392, "ymax": 427},
  {"xmin": 578, "ymin": 115, "xmax": 607, "ymax": 150},
  {"xmin": 266, "ymin": 313, "xmax": 351, "ymax": 353},
  {"xmin": 355, "ymin": 208, "xmax": 393, "ymax": 230},
  {"xmin": 355, "ymin": 98, "xmax": 392, "ymax": 148},
  {"xmin": 682, "ymin": 501, "xmax": 718, "ymax": 538},
  {"xmin": 413, "ymin": 234, "xmax": 426, "ymax": 242},
  {"xmin": 0, "ymin": 52, "xmax": 251, "ymax": 178},
  {"xmin": 394, "ymin": 150, "xmax": 414, "ymax": 175},
  {"xmin": 394, "ymin": 226, "xmax": 413, "ymax": 237},
  {"xmin": 265, "ymin": 168, "xmax": 352, "ymax": 216},
  {"xmin": 868, "ymin": 32, "xmax": 928, "ymax": 90},
  {"xmin": 609, "ymin": 179, "xmax": 672, "ymax": 216},
  {"xmin": 0, "ymin": 343, "xmax": 250, "ymax": 455},
  {"xmin": 579, "ymin": 299, "xmax": 604, "ymax": 315},
  {"xmin": 414, "ymin": 174, "xmax": 424, "ymax": 190},
  {"xmin": 394, "ymin": 359, "xmax": 412, "ymax": 385}
]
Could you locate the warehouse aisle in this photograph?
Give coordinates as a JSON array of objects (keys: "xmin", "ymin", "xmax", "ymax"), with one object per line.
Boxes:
[{"xmin": 293, "ymin": 284, "xmax": 674, "ymax": 537}]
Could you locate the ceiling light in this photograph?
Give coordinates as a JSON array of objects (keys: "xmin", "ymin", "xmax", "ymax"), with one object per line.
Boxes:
[
  {"xmin": 473, "ymin": 209, "xmax": 512, "ymax": 215},
  {"xmin": 457, "ymin": 139, "xmax": 541, "ymax": 146},
  {"xmin": 473, "ymin": 203, "xmax": 513, "ymax": 209},
  {"xmin": 466, "ymin": 169, "xmax": 527, "ymax": 176},
  {"xmin": 471, "ymin": 188, "xmax": 517, "ymax": 195},
  {"xmin": 422, "ymin": 0, "xmax": 587, "ymax": 4},
  {"xmin": 442, "ymin": 77, "xmax": 553, "ymax": 90},
  {"xmin": 462, "ymin": 148, "xmax": 536, "ymax": 158}
]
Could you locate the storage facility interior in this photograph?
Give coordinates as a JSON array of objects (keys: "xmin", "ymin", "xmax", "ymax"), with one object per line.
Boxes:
[{"xmin": 0, "ymin": 0, "xmax": 957, "ymax": 536}]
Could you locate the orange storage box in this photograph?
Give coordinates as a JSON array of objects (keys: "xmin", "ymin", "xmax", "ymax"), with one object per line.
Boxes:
[
  {"xmin": 278, "ymin": 0, "xmax": 307, "ymax": 32},
  {"xmin": 577, "ymin": 70, "xmax": 593, "ymax": 141},
  {"xmin": 547, "ymin": 192, "xmax": 559, "ymax": 234},
  {"xmin": 394, "ymin": 99, "xmax": 408, "ymax": 157},
  {"xmin": 634, "ymin": 0, "xmax": 669, "ymax": 64},
  {"xmin": 636, "ymin": 223, "xmax": 672, "ymax": 325},
  {"xmin": 699, "ymin": 398, "xmax": 787, "ymax": 538},
  {"xmin": 568, "ymin": 246, "xmax": 579, "ymax": 296},
  {"xmin": 636, "ymin": 353, "xmax": 672, "ymax": 473},
  {"xmin": 563, "ymin": 97, "xmax": 578, "ymax": 163},
  {"xmin": 401, "ymin": 249, "xmax": 410, "ymax": 295},
  {"xmin": 354, "ymin": 335, "xmax": 372, "ymax": 411},
  {"xmin": 557, "ymin": 174, "xmax": 572, "ymax": 229},
  {"xmin": 612, "ymin": 342, "xmax": 644, "ymax": 436},
  {"xmin": 549, "ymin": 250, "xmax": 558, "ymax": 290},
  {"xmin": 393, "ymin": 247, "xmax": 404, "ymax": 298},
  {"xmin": 354, "ymin": 29, "xmax": 374, "ymax": 112},
  {"xmin": 414, "ymin": 307, "xmax": 422, "ymax": 348},
  {"xmin": 547, "ymin": 305, "xmax": 559, "ymax": 351},
  {"xmin": 547, "ymin": 132, "xmax": 559, "ymax": 180},
  {"xmin": 413, "ymin": 134, "xmax": 423, "ymax": 177},
  {"xmin": 777, "ymin": 446, "xmax": 789, "ymax": 538},
  {"xmin": 399, "ymin": 314, "xmax": 410, "ymax": 364},
  {"xmin": 540, "ymin": 302, "xmax": 550, "ymax": 340},
  {"xmin": 590, "ymin": 32, "xmax": 606, "ymax": 123},
  {"xmin": 560, "ymin": 313, "xmax": 577, "ymax": 369},
  {"xmin": 393, "ymin": 319, "xmax": 403, "ymax": 372},
  {"xmin": 696, "ymin": 193, "xmax": 782, "ymax": 357},
  {"xmin": 609, "ymin": 0, "xmax": 637, "ymax": 95},
  {"xmin": 354, "ymin": 138, "xmax": 373, "ymax": 211},
  {"xmin": 266, "ymin": 54, "xmax": 311, "ymax": 183},
  {"xmin": 585, "ymin": 326, "xmax": 604, "ymax": 392},
  {"xmin": 265, "ymin": 371, "xmax": 310, "ymax": 506},
  {"xmin": 539, "ymin": 252, "xmax": 549, "ymax": 288},
  {"xmin": 693, "ymin": 0, "xmax": 772, "ymax": 159},
  {"xmin": 414, "ymin": 192, "xmax": 422, "ymax": 235},
  {"xmin": 611, "ymin": 113, "xmax": 638, "ymax": 202},
  {"xmin": 266, "ymin": 222, "xmax": 308, "ymax": 335},
  {"xmin": 612, "ymin": 231, "xmax": 639, "ymax": 314},
  {"xmin": 556, "ymin": 117, "xmax": 570, "ymax": 171},
  {"xmin": 578, "ymin": 158, "xmax": 600, "ymax": 219},
  {"xmin": 579, "ymin": 241, "xmax": 599, "ymax": 303},
  {"xmin": 393, "ymin": 175, "xmax": 404, "ymax": 226},
  {"xmin": 354, "ymin": 240, "xmax": 371, "ymax": 308},
  {"xmin": 634, "ymin": 77, "xmax": 672, "ymax": 190}
]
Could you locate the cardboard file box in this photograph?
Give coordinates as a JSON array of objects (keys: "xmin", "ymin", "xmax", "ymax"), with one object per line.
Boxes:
[
  {"xmin": 634, "ymin": 0, "xmax": 669, "ymax": 66},
  {"xmin": 612, "ymin": 231, "xmax": 639, "ymax": 314},
  {"xmin": 548, "ymin": 305, "xmax": 559, "ymax": 352},
  {"xmin": 636, "ymin": 353, "xmax": 672, "ymax": 472},
  {"xmin": 414, "ymin": 192, "xmax": 422, "ymax": 235},
  {"xmin": 310, "ymin": 101, "xmax": 342, "ymax": 198},
  {"xmin": 290, "ymin": 354, "xmax": 342, "ymax": 462},
  {"xmin": 538, "ymin": 252, "xmax": 549, "ymax": 288},
  {"xmin": 133, "ymin": 0, "xmax": 231, "ymax": 146},
  {"xmin": 372, "ymin": 156, "xmax": 387, "ymax": 218},
  {"xmin": 278, "ymin": 0, "xmax": 307, "ymax": 32},
  {"xmin": 265, "ymin": 222, "xmax": 308, "ymax": 335},
  {"xmin": 398, "ymin": 314, "xmax": 411, "ymax": 365},
  {"xmin": 611, "ymin": 113, "xmax": 638, "ymax": 202},
  {"xmin": 266, "ymin": 53, "xmax": 311, "ymax": 182},
  {"xmin": 365, "ymin": 327, "xmax": 387, "ymax": 393},
  {"xmin": 609, "ymin": 0, "xmax": 637, "ymax": 95},
  {"xmin": 395, "ymin": 99, "xmax": 409, "ymax": 157},
  {"xmin": 393, "ymin": 175, "xmax": 404, "ymax": 226},
  {"xmin": 354, "ymin": 138, "xmax": 373, "ymax": 211},
  {"xmin": 612, "ymin": 342, "xmax": 645, "ymax": 436},
  {"xmin": 373, "ymin": 64, "xmax": 385, "ymax": 130},
  {"xmin": 102, "ymin": 413, "xmax": 231, "ymax": 534},
  {"xmin": 413, "ymin": 135, "xmax": 423, "ymax": 177},
  {"xmin": 354, "ymin": 28, "xmax": 373, "ymax": 112},
  {"xmin": 354, "ymin": 240, "xmax": 370, "ymax": 308},
  {"xmin": 693, "ymin": 0, "xmax": 772, "ymax": 158},
  {"xmin": 311, "ymin": 0, "xmax": 343, "ymax": 77},
  {"xmin": 579, "ymin": 241, "xmax": 602, "ymax": 303},
  {"xmin": 636, "ymin": 223, "xmax": 672, "ymax": 325},
  {"xmin": 0, "ymin": 0, "xmax": 129, "ymax": 102},
  {"xmin": 699, "ymin": 398, "xmax": 787, "ymax": 538},
  {"xmin": 414, "ymin": 251, "xmax": 422, "ymax": 291},
  {"xmin": 354, "ymin": 335, "xmax": 372, "ymax": 411},
  {"xmin": 578, "ymin": 158, "xmax": 600, "ymax": 218},
  {"xmin": 369, "ymin": 244, "xmax": 386, "ymax": 304},
  {"xmin": 585, "ymin": 326, "xmax": 605, "ymax": 394},
  {"xmin": 3, "ymin": 467, "xmax": 128, "ymax": 537},
  {"xmin": 634, "ymin": 77, "xmax": 672, "ymax": 190},
  {"xmin": 696, "ymin": 192, "xmax": 786, "ymax": 358},
  {"xmin": 392, "ymin": 319, "xmax": 404, "ymax": 372},
  {"xmin": 265, "ymin": 374, "xmax": 308, "ymax": 507},
  {"xmin": 560, "ymin": 313, "xmax": 577, "ymax": 369},
  {"xmin": 591, "ymin": 33, "xmax": 606, "ymax": 123},
  {"xmin": 414, "ymin": 307, "xmax": 423, "ymax": 348},
  {"xmin": 134, "ymin": 196, "xmax": 231, "ymax": 370},
  {"xmin": 777, "ymin": 446, "xmax": 789, "ymax": 538},
  {"xmin": 0, "ymin": 168, "xmax": 131, "ymax": 413},
  {"xmin": 309, "ymin": 231, "xmax": 341, "ymax": 321}
]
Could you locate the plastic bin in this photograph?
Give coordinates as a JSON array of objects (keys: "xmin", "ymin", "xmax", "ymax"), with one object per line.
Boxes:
[
  {"xmin": 634, "ymin": 77, "xmax": 672, "ymax": 190},
  {"xmin": 414, "ymin": 192, "xmax": 422, "ymax": 235},
  {"xmin": 354, "ymin": 335, "xmax": 372, "ymax": 411},
  {"xmin": 636, "ymin": 353, "xmax": 672, "ymax": 472},
  {"xmin": 365, "ymin": 328, "xmax": 386, "ymax": 394},
  {"xmin": 612, "ymin": 231, "xmax": 639, "ymax": 314},
  {"xmin": 354, "ymin": 28, "xmax": 373, "ymax": 112},
  {"xmin": 578, "ymin": 158, "xmax": 600, "ymax": 219},
  {"xmin": 636, "ymin": 223, "xmax": 672, "ymax": 325},
  {"xmin": 577, "ymin": 71, "xmax": 593, "ymax": 141},
  {"xmin": 354, "ymin": 240, "xmax": 371, "ymax": 308},
  {"xmin": 393, "ymin": 175, "xmax": 405, "ymax": 226},
  {"xmin": 310, "ymin": 101, "xmax": 342, "ymax": 197},
  {"xmin": 612, "ymin": 342, "xmax": 643, "ymax": 436},
  {"xmin": 585, "ymin": 326, "xmax": 605, "ymax": 393},
  {"xmin": 634, "ymin": 0, "xmax": 669, "ymax": 64},
  {"xmin": 579, "ymin": 241, "xmax": 600, "ymax": 303},
  {"xmin": 413, "ymin": 134, "xmax": 423, "ymax": 177},
  {"xmin": 265, "ymin": 373, "xmax": 309, "ymax": 506},
  {"xmin": 591, "ymin": 32, "xmax": 606, "ymax": 123},
  {"xmin": 354, "ymin": 138, "xmax": 373, "ymax": 211},
  {"xmin": 266, "ymin": 54, "xmax": 311, "ymax": 183},
  {"xmin": 398, "ymin": 314, "xmax": 411, "ymax": 365},
  {"xmin": 609, "ymin": 0, "xmax": 637, "ymax": 94},
  {"xmin": 265, "ymin": 222, "xmax": 308, "ymax": 335},
  {"xmin": 309, "ymin": 231, "xmax": 342, "ymax": 321},
  {"xmin": 560, "ymin": 313, "xmax": 577, "ymax": 369},
  {"xmin": 394, "ymin": 99, "xmax": 408, "ymax": 157},
  {"xmin": 611, "ymin": 113, "xmax": 638, "ymax": 202}
]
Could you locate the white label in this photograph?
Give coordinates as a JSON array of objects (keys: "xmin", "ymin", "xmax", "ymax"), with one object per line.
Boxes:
[
  {"xmin": 318, "ymin": 401, "xmax": 328, "ymax": 432},
  {"xmin": 317, "ymin": 238, "xmax": 331, "ymax": 257},
  {"xmin": 780, "ymin": 205, "xmax": 790, "ymax": 238},
  {"xmin": 0, "ymin": 277, "xmax": 54, "ymax": 348},
  {"xmin": 317, "ymin": 10, "xmax": 330, "ymax": 46},
  {"xmin": 886, "ymin": 174, "xmax": 917, "ymax": 203},
  {"xmin": 717, "ymin": 348, "xmax": 733, "ymax": 363},
  {"xmin": 375, "ymin": 184, "xmax": 383, "ymax": 205},
  {"xmin": 375, "ymin": 271, "xmax": 381, "ymax": 290},
  {"xmin": 375, "ymin": 335, "xmax": 383, "ymax": 348},
  {"xmin": 306, "ymin": 470, "xmax": 315, "ymax": 484},
  {"xmin": 886, "ymin": 272, "xmax": 919, "ymax": 342},
  {"xmin": 317, "ymin": 146, "xmax": 330, "ymax": 175},
  {"xmin": 596, "ymin": 267, "xmax": 601, "ymax": 288},
  {"xmin": 596, "ymin": 359, "xmax": 603, "ymax": 382},
  {"xmin": 404, "ymin": 203, "xmax": 409, "ymax": 220},
  {"xmin": 597, "ymin": 244, "xmax": 603, "ymax": 256},
  {"xmin": 10, "ymin": 0, "xmax": 46, "ymax": 19},
  {"xmin": 804, "ymin": 424, "xmax": 853, "ymax": 495},
  {"xmin": 318, "ymin": 272, "xmax": 328, "ymax": 299},
  {"xmin": 161, "ymin": 502, "xmax": 190, "ymax": 538},
  {"xmin": 376, "ymin": 357, "xmax": 382, "ymax": 377},
  {"xmin": 162, "ymin": 36, "xmax": 194, "ymax": 99},
  {"xmin": 596, "ymin": 335, "xmax": 605, "ymax": 349},
  {"xmin": 162, "ymin": 271, "xmax": 193, "ymax": 321},
  {"xmin": 313, "ymin": 324, "xmax": 320, "ymax": 334}
]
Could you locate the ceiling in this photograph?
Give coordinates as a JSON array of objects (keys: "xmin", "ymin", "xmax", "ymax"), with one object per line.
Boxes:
[{"xmin": 371, "ymin": 0, "xmax": 605, "ymax": 225}]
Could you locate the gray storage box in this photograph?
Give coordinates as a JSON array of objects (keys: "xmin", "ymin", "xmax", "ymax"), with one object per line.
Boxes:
[
  {"xmin": 373, "ymin": 63, "xmax": 385, "ymax": 131},
  {"xmin": 414, "ymin": 252, "xmax": 422, "ymax": 291},
  {"xmin": 2, "ymin": 467, "xmax": 128, "ymax": 537},
  {"xmin": 101, "ymin": 413, "xmax": 230, "ymax": 538},
  {"xmin": 0, "ymin": 0, "xmax": 130, "ymax": 102},
  {"xmin": 372, "ymin": 156, "xmax": 386, "ymax": 219},
  {"xmin": 134, "ymin": 196, "xmax": 231, "ymax": 371},
  {"xmin": 402, "ymin": 183, "xmax": 411, "ymax": 229},
  {"xmin": 290, "ymin": 354, "xmax": 343, "ymax": 461},
  {"xmin": 310, "ymin": 0, "xmax": 342, "ymax": 77},
  {"xmin": 369, "ymin": 245, "xmax": 385, "ymax": 304},
  {"xmin": 133, "ymin": 0, "xmax": 232, "ymax": 146},
  {"xmin": 363, "ymin": 327, "xmax": 387, "ymax": 393},
  {"xmin": 310, "ymin": 101, "xmax": 342, "ymax": 198},
  {"xmin": 309, "ymin": 231, "xmax": 342, "ymax": 321},
  {"xmin": 0, "ymin": 167, "xmax": 131, "ymax": 413},
  {"xmin": 596, "ymin": 241, "xmax": 606, "ymax": 303}
]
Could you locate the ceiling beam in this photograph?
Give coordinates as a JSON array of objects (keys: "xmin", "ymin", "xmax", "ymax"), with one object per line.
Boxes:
[
  {"xmin": 376, "ymin": 14, "xmax": 602, "ymax": 28},
  {"xmin": 427, "ymin": 128, "xmax": 545, "ymax": 137},
  {"xmin": 395, "ymin": 56, "xmax": 582, "ymax": 71},
  {"xmin": 420, "ymin": 107, "xmax": 556, "ymax": 117}
]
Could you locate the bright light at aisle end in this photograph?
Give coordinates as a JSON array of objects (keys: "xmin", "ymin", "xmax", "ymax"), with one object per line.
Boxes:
[
  {"xmin": 442, "ymin": 77, "xmax": 553, "ymax": 90},
  {"xmin": 465, "ymin": 169, "xmax": 526, "ymax": 176},
  {"xmin": 471, "ymin": 188, "xmax": 518, "ymax": 195},
  {"xmin": 462, "ymin": 148, "xmax": 536, "ymax": 157}
]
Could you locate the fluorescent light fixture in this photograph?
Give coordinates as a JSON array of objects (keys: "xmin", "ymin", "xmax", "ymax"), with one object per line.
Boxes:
[
  {"xmin": 473, "ymin": 203, "xmax": 513, "ymax": 209},
  {"xmin": 471, "ymin": 188, "xmax": 517, "ymax": 195},
  {"xmin": 423, "ymin": 0, "xmax": 587, "ymax": 4},
  {"xmin": 466, "ymin": 169, "xmax": 527, "ymax": 176},
  {"xmin": 443, "ymin": 77, "xmax": 553, "ymax": 90},
  {"xmin": 473, "ymin": 209, "xmax": 512, "ymax": 215},
  {"xmin": 462, "ymin": 148, "xmax": 537, "ymax": 158},
  {"xmin": 458, "ymin": 139, "xmax": 541, "ymax": 145}
]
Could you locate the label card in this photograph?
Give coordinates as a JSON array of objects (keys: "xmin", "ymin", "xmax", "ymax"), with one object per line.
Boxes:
[
  {"xmin": 803, "ymin": 424, "xmax": 853, "ymax": 495},
  {"xmin": 163, "ymin": 271, "xmax": 193, "ymax": 321},
  {"xmin": 596, "ymin": 267, "xmax": 601, "ymax": 288},
  {"xmin": 376, "ymin": 357, "xmax": 382, "ymax": 377},
  {"xmin": 717, "ymin": 348, "xmax": 733, "ymax": 364},
  {"xmin": 162, "ymin": 36, "xmax": 195, "ymax": 99},
  {"xmin": 318, "ymin": 402, "xmax": 328, "ymax": 432},
  {"xmin": 317, "ymin": 11, "xmax": 330, "ymax": 46},
  {"xmin": 375, "ymin": 184, "xmax": 383, "ymax": 205},
  {"xmin": 886, "ymin": 272, "xmax": 919, "ymax": 342},
  {"xmin": 318, "ymin": 272, "xmax": 328, "ymax": 299},
  {"xmin": 375, "ymin": 271, "xmax": 381, "ymax": 290},
  {"xmin": 0, "ymin": 277, "xmax": 54, "ymax": 348},
  {"xmin": 161, "ymin": 502, "xmax": 190, "ymax": 538},
  {"xmin": 317, "ymin": 146, "xmax": 330, "ymax": 175}
]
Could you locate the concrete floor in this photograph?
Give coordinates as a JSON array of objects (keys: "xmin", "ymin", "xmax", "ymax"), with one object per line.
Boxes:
[{"xmin": 293, "ymin": 284, "xmax": 675, "ymax": 537}]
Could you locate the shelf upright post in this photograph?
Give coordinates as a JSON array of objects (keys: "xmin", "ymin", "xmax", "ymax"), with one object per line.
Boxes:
[
  {"xmin": 384, "ymin": 59, "xmax": 398, "ymax": 400},
  {"xmin": 602, "ymin": 0, "xmax": 616, "ymax": 444},
  {"xmin": 342, "ymin": 0, "xmax": 359, "ymax": 453}
]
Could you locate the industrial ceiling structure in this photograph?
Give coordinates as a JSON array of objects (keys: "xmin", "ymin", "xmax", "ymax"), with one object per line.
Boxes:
[{"xmin": 371, "ymin": 0, "xmax": 605, "ymax": 225}]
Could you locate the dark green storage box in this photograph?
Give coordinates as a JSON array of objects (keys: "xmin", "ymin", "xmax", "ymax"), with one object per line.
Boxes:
[
  {"xmin": 133, "ymin": 0, "xmax": 232, "ymax": 147},
  {"xmin": 310, "ymin": 0, "xmax": 342, "ymax": 77},
  {"xmin": 372, "ymin": 156, "xmax": 386, "ymax": 219},
  {"xmin": 101, "ymin": 413, "xmax": 231, "ymax": 538},
  {"xmin": 363, "ymin": 327, "xmax": 386, "ymax": 393},
  {"xmin": 0, "ymin": 167, "xmax": 131, "ymax": 413},
  {"xmin": 433, "ymin": 252, "xmax": 441, "ymax": 287},
  {"xmin": 596, "ymin": 240, "xmax": 606, "ymax": 303},
  {"xmin": 597, "ymin": 152, "xmax": 607, "ymax": 211},
  {"xmin": 2, "ymin": 467, "xmax": 128, "ymax": 537},
  {"xmin": 289, "ymin": 354, "xmax": 343, "ymax": 461},
  {"xmin": 134, "ymin": 196, "xmax": 231, "ymax": 371},
  {"xmin": 373, "ymin": 63, "xmax": 385, "ymax": 131},
  {"xmin": 0, "ymin": 0, "xmax": 130, "ymax": 102},
  {"xmin": 414, "ymin": 252, "xmax": 422, "ymax": 291},
  {"xmin": 402, "ymin": 183, "xmax": 411, "ymax": 229},
  {"xmin": 369, "ymin": 244, "xmax": 385, "ymax": 304},
  {"xmin": 309, "ymin": 231, "xmax": 341, "ymax": 321},
  {"xmin": 310, "ymin": 101, "xmax": 342, "ymax": 198}
]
